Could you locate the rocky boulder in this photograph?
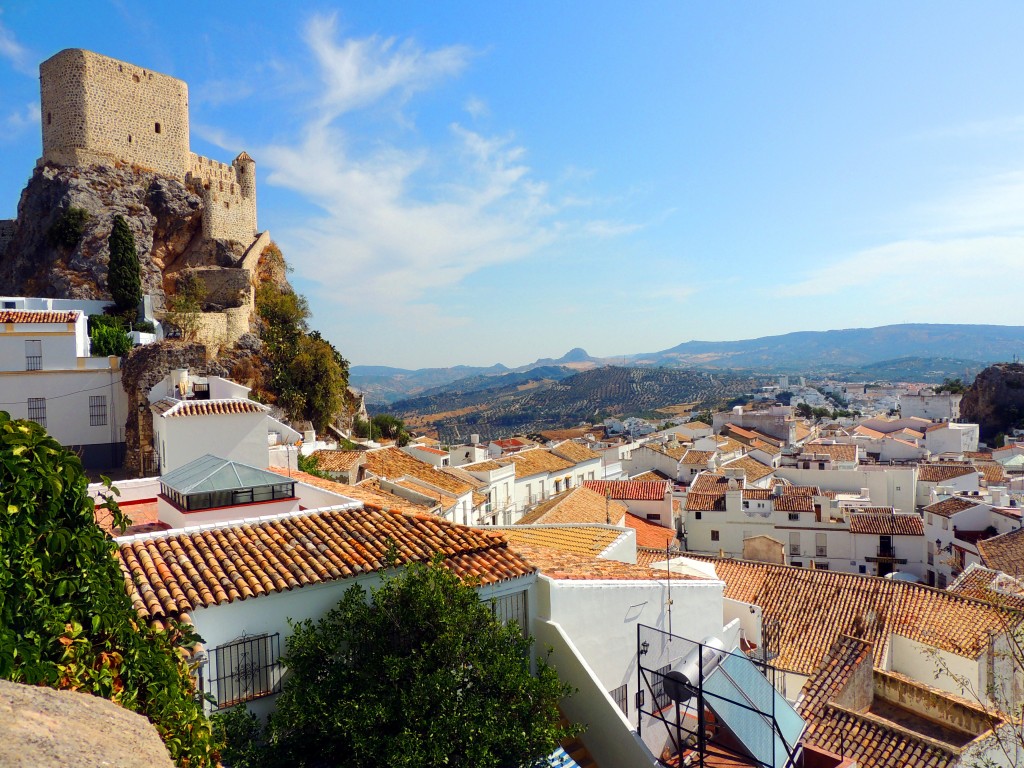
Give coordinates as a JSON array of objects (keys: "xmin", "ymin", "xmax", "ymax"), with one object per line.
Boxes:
[
  {"xmin": 960, "ymin": 362, "xmax": 1024, "ymax": 440},
  {"xmin": 0, "ymin": 679, "xmax": 174, "ymax": 768}
]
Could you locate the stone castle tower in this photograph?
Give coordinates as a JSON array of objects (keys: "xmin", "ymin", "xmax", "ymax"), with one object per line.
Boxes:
[{"xmin": 39, "ymin": 48, "xmax": 258, "ymax": 245}]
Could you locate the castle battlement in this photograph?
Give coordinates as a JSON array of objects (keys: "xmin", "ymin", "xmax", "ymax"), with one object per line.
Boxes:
[{"xmin": 39, "ymin": 49, "xmax": 257, "ymax": 244}]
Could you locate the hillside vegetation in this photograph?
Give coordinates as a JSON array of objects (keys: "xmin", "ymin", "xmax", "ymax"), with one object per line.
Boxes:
[{"xmin": 389, "ymin": 366, "xmax": 763, "ymax": 441}]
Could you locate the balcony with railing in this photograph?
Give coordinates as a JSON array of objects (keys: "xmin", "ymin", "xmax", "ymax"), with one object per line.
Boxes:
[{"xmin": 865, "ymin": 546, "xmax": 907, "ymax": 564}]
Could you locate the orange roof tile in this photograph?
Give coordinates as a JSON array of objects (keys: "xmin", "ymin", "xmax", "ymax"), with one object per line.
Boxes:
[
  {"xmin": 632, "ymin": 470, "xmax": 673, "ymax": 483},
  {"xmin": 681, "ymin": 450, "xmax": 715, "ymax": 465},
  {"xmin": 923, "ymin": 496, "xmax": 978, "ymax": 518},
  {"xmin": 685, "ymin": 492, "xmax": 727, "ymax": 512},
  {"xmin": 849, "ymin": 512, "xmax": 923, "ymax": 536},
  {"xmin": 803, "ymin": 442, "xmax": 858, "ymax": 462},
  {"xmin": 0, "ymin": 309, "xmax": 79, "ymax": 323},
  {"xmin": 152, "ymin": 398, "xmax": 267, "ymax": 417},
  {"xmin": 949, "ymin": 565, "xmax": 1024, "ymax": 611},
  {"xmin": 118, "ymin": 506, "xmax": 533, "ymax": 622},
  {"xmin": 310, "ymin": 450, "xmax": 364, "ymax": 472},
  {"xmin": 625, "ymin": 513, "xmax": 677, "ymax": 549},
  {"xmin": 688, "ymin": 556, "xmax": 1021, "ymax": 674},
  {"xmin": 719, "ymin": 455, "xmax": 774, "ymax": 483},
  {"xmin": 494, "ymin": 525, "xmax": 625, "ymax": 558},
  {"xmin": 550, "ymin": 440, "xmax": 601, "ymax": 463},
  {"xmin": 512, "ymin": 543, "xmax": 701, "ymax": 581},
  {"xmin": 362, "ymin": 446, "xmax": 474, "ymax": 495},
  {"xmin": 918, "ymin": 463, "xmax": 978, "ymax": 483},
  {"xmin": 269, "ymin": 468, "xmax": 427, "ymax": 515},
  {"xmin": 507, "ymin": 448, "xmax": 575, "ymax": 478},
  {"xmin": 978, "ymin": 527, "xmax": 1024, "ymax": 574},
  {"xmin": 773, "ymin": 495, "xmax": 813, "ymax": 513},
  {"xmin": 582, "ymin": 480, "xmax": 668, "ymax": 501},
  {"xmin": 516, "ymin": 487, "xmax": 628, "ymax": 526}
]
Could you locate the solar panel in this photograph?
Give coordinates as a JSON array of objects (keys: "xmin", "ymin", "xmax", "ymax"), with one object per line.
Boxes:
[{"xmin": 701, "ymin": 652, "xmax": 804, "ymax": 768}]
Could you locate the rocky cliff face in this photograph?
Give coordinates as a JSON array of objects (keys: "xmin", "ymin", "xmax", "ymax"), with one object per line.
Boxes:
[
  {"xmin": 0, "ymin": 162, "xmax": 247, "ymax": 303},
  {"xmin": 960, "ymin": 362, "xmax": 1024, "ymax": 439}
]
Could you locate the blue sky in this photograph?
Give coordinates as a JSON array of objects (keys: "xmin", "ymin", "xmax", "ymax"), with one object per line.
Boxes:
[{"xmin": 2, "ymin": 3, "xmax": 1024, "ymax": 368}]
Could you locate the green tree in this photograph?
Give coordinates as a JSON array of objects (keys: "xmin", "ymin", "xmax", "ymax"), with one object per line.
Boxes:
[
  {"xmin": 795, "ymin": 402, "xmax": 813, "ymax": 419},
  {"xmin": 936, "ymin": 377, "xmax": 968, "ymax": 395},
  {"xmin": 371, "ymin": 413, "xmax": 411, "ymax": 447},
  {"xmin": 47, "ymin": 206, "xmax": 89, "ymax": 249},
  {"xmin": 217, "ymin": 557, "xmax": 577, "ymax": 768},
  {"xmin": 353, "ymin": 416, "xmax": 381, "ymax": 441},
  {"xmin": 286, "ymin": 335, "xmax": 347, "ymax": 434},
  {"xmin": 0, "ymin": 412, "xmax": 219, "ymax": 766},
  {"xmin": 89, "ymin": 323, "xmax": 132, "ymax": 357},
  {"xmin": 108, "ymin": 215, "xmax": 142, "ymax": 316},
  {"xmin": 167, "ymin": 272, "xmax": 207, "ymax": 342}
]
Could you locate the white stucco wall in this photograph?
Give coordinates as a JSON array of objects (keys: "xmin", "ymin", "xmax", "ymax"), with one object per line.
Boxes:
[
  {"xmin": 889, "ymin": 633, "xmax": 983, "ymax": 703},
  {"xmin": 155, "ymin": 411, "xmax": 270, "ymax": 473},
  {"xmin": 776, "ymin": 466, "xmax": 917, "ymax": 513}
]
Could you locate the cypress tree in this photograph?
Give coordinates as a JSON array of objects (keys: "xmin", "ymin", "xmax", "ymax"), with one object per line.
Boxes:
[{"xmin": 108, "ymin": 215, "xmax": 142, "ymax": 316}]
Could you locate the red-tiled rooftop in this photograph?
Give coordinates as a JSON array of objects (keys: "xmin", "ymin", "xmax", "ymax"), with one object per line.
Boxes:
[
  {"xmin": 152, "ymin": 398, "xmax": 267, "ymax": 418},
  {"xmin": 118, "ymin": 505, "xmax": 534, "ymax": 623},
  {"xmin": 0, "ymin": 309, "xmax": 79, "ymax": 323},
  {"xmin": 583, "ymin": 480, "xmax": 668, "ymax": 501},
  {"xmin": 512, "ymin": 543, "xmax": 703, "ymax": 581},
  {"xmin": 625, "ymin": 513, "xmax": 677, "ymax": 549},
  {"xmin": 849, "ymin": 512, "xmax": 924, "ymax": 536}
]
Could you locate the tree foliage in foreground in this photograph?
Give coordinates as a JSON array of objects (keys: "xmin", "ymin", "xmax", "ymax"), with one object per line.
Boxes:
[
  {"xmin": 215, "ymin": 558, "xmax": 578, "ymax": 768},
  {"xmin": 0, "ymin": 412, "xmax": 219, "ymax": 767},
  {"xmin": 255, "ymin": 283, "xmax": 349, "ymax": 433}
]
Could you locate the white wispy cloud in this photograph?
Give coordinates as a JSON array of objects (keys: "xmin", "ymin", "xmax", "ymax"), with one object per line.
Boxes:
[
  {"xmin": 262, "ymin": 16, "xmax": 633, "ymax": 315},
  {"xmin": 305, "ymin": 14, "xmax": 470, "ymax": 121},
  {"xmin": 0, "ymin": 20, "xmax": 33, "ymax": 75},
  {"xmin": 464, "ymin": 96, "xmax": 489, "ymax": 120},
  {"xmin": 3, "ymin": 101, "xmax": 39, "ymax": 138}
]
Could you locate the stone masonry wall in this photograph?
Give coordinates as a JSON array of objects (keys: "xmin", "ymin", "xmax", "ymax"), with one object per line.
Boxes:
[
  {"xmin": 39, "ymin": 49, "xmax": 258, "ymax": 245},
  {"xmin": 40, "ymin": 49, "xmax": 190, "ymax": 180}
]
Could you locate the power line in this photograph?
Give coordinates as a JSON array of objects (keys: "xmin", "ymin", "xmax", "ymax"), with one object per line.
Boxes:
[{"xmin": 0, "ymin": 376, "xmax": 123, "ymax": 406}]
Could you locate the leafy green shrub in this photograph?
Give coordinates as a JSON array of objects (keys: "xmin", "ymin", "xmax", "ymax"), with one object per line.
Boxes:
[
  {"xmin": 216, "ymin": 557, "xmax": 577, "ymax": 768},
  {"xmin": 132, "ymin": 320, "xmax": 156, "ymax": 334},
  {"xmin": 47, "ymin": 207, "xmax": 90, "ymax": 249},
  {"xmin": 90, "ymin": 324, "xmax": 132, "ymax": 357},
  {"xmin": 0, "ymin": 412, "xmax": 220, "ymax": 766},
  {"xmin": 88, "ymin": 313, "xmax": 124, "ymax": 334}
]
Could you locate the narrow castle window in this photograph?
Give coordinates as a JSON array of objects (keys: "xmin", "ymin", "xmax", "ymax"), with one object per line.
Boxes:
[
  {"xmin": 132, "ymin": 74, "xmax": 140, "ymax": 83},
  {"xmin": 224, "ymin": 202, "xmax": 230, "ymax": 209},
  {"xmin": 47, "ymin": 112, "xmax": 51, "ymax": 125},
  {"xmin": 127, "ymin": 134, "xmax": 132, "ymax": 144},
  {"xmin": 155, "ymin": 122, "xmax": 161, "ymax": 134}
]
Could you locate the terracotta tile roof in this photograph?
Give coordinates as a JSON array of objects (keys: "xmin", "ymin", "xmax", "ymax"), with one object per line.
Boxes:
[
  {"xmin": 582, "ymin": 480, "xmax": 668, "ymax": 501},
  {"xmin": 550, "ymin": 440, "xmax": 601, "ymax": 463},
  {"xmin": 633, "ymin": 470, "xmax": 673, "ymax": 484},
  {"xmin": 797, "ymin": 638, "xmax": 968, "ymax": 768},
  {"xmin": 512, "ymin": 543, "xmax": 701, "ymax": 581},
  {"xmin": 685, "ymin": 421, "xmax": 711, "ymax": 430},
  {"xmin": 310, "ymin": 450, "xmax": 363, "ymax": 472},
  {"xmin": 507, "ymin": 449, "xmax": 574, "ymax": 478},
  {"xmin": 412, "ymin": 445, "xmax": 448, "ymax": 456},
  {"xmin": 118, "ymin": 506, "xmax": 533, "ymax": 622},
  {"xmin": 918, "ymin": 463, "xmax": 978, "ymax": 483},
  {"xmin": 624, "ymin": 513, "xmax": 677, "ymax": 549},
  {"xmin": 741, "ymin": 489, "xmax": 773, "ymax": 500},
  {"xmin": 440, "ymin": 465, "xmax": 487, "ymax": 489},
  {"xmin": 923, "ymin": 496, "xmax": 978, "ymax": 518},
  {"xmin": 269, "ymin": 468, "xmax": 427, "ymax": 515},
  {"xmin": 689, "ymin": 473, "xmax": 732, "ymax": 492},
  {"xmin": 362, "ymin": 447, "xmax": 474, "ymax": 496},
  {"xmin": 854, "ymin": 426, "xmax": 887, "ymax": 439},
  {"xmin": 685, "ymin": 492, "xmax": 727, "ymax": 512},
  {"xmin": 797, "ymin": 635, "xmax": 873, "ymax": 724},
  {"xmin": 750, "ymin": 439, "xmax": 782, "ymax": 455},
  {"xmin": 461, "ymin": 459, "xmax": 508, "ymax": 472},
  {"xmin": 978, "ymin": 527, "xmax": 1024, "ymax": 574},
  {"xmin": 794, "ymin": 423, "xmax": 812, "ymax": 441},
  {"xmin": 976, "ymin": 462, "xmax": 1008, "ymax": 484},
  {"xmin": 773, "ymin": 495, "xmax": 813, "ymax": 513},
  {"xmin": 716, "ymin": 436, "xmax": 747, "ymax": 454},
  {"xmin": 778, "ymin": 484, "xmax": 821, "ymax": 496},
  {"xmin": 849, "ymin": 512, "xmax": 924, "ymax": 536},
  {"xmin": 0, "ymin": 309, "xmax": 79, "ymax": 323},
  {"xmin": 152, "ymin": 398, "xmax": 267, "ymax": 418},
  {"xmin": 390, "ymin": 477, "xmax": 457, "ymax": 503},
  {"xmin": 494, "ymin": 525, "xmax": 625, "ymax": 558},
  {"xmin": 95, "ymin": 498, "xmax": 165, "ymax": 536},
  {"xmin": 681, "ymin": 450, "xmax": 715, "ymax": 465},
  {"xmin": 516, "ymin": 486, "xmax": 628, "ymax": 526},
  {"xmin": 965, "ymin": 451, "xmax": 994, "ymax": 461},
  {"xmin": 803, "ymin": 442, "xmax": 858, "ymax": 463},
  {"xmin": 652, "ymin": 442, "xmax": 690, "ymax": 460},
  {"xmin": 949, "ymin": 565, "xmax": 1024, "ymax": 611},
  {"xmin": 719, "ymin": 455, "xmax": 775, "ymax": 483},
  {"xmin": 687, "ymin": 556, "xmax": 1020, "ymax": 673}
]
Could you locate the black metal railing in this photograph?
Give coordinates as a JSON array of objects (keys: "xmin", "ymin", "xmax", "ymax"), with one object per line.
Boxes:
[{"xmin": 210, "ymin": 633, "xmax": 282, "ymax": 708}]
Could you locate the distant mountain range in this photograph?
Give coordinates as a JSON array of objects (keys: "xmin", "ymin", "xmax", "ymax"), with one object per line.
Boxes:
[{"xmin": 351, "ymin": 324, "xmax": 1023, "ymax": 405}]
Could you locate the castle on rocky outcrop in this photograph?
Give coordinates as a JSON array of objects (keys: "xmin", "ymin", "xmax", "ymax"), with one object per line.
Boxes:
[
  {"xmin": 0, "ymin": 48, "xmax": 276, "ymax": 350},
  {"xmin": 38, "ymin": 48, "xmax": 258, "ymax": 245}
]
